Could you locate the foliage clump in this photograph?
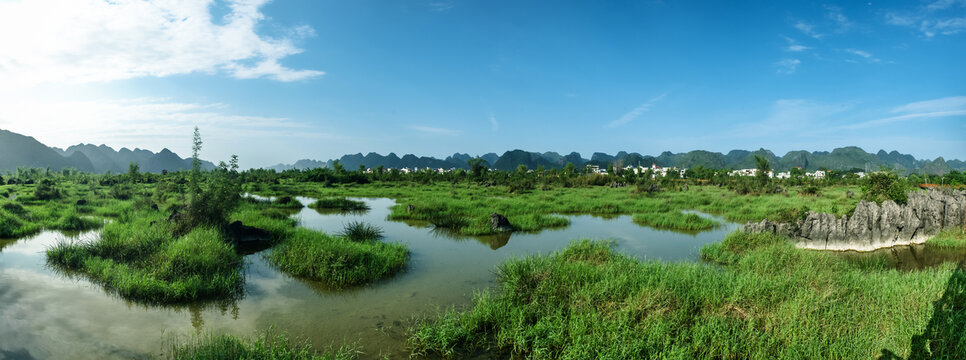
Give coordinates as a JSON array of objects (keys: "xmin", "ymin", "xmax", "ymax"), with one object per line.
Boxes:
[{"xmin": 861, "ymin": 171, "xmax": 909, "ymax": 205}]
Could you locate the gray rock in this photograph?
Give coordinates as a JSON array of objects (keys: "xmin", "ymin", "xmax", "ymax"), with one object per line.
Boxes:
[
  {"xmin": 743, "ymin": 189, "xmax": 964, "ymax": 252},
  {"xmin": 490, "ymin": 213, "xmax": 513, "ymax": 232}
]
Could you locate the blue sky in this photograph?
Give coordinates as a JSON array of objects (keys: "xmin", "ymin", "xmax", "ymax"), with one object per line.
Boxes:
[{"xmin": 0, "ymin": 0, "xmax": 963, "ymax": 168}]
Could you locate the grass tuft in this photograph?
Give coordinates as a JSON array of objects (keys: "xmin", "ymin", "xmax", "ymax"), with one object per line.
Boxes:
[{"xmin": 166, "ymin": 327, "xmax": 358, "ymax": 360}]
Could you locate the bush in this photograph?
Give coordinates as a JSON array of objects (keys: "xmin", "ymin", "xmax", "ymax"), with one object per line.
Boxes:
[
  {"xmin": 861, "ymin": 171, "xmax": 908, "ymax": 205},
  {"xmin": 34, "ymin": 179, "xmax": 62, "ymax": 200}
]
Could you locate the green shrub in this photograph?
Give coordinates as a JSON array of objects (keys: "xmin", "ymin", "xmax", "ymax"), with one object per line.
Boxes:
[{"xmin": 861, "ymin": 171, "xmax": 909, "ymax": 205}]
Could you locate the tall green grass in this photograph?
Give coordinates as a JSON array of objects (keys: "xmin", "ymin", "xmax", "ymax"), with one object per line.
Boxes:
[
  {"xmin": 266, "ymin": 227, "xmax": 408, "ymax": 288},
  {"xmin": 409, "ymin": 233, "xmax": 955, "ymax": 359},
  {"xmin": 632, "ymin": 211, "xmax": 719, "ymax": 231},
  {"xmin": 165, "ymin": 327, "xmax": 358, "ymax": 360},
  {"xmin": 340, "ymin": 221, "xmax": 383, "ymax": 242},
  {"xmin": 46, "ymin": 215, "xmax": 243, "ymax": 304}
]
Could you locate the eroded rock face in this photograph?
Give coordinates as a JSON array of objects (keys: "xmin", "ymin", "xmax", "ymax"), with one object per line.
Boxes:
[{"xmin": 742, "ymin": 189, "xmax": 966, "ymax": 251}]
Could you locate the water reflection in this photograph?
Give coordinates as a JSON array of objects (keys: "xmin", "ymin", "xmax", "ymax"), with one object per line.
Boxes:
[{"xmin": 837, "ymin": 244, "xmax": 966, "ymax": 271}]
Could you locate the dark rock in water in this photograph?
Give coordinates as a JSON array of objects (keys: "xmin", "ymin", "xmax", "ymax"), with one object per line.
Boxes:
[
  {"xmin": 743, "ymin": 189, "xmax": 966, "ymax": 251},
  {"xmin": 226, "ymin": 220, "xmax": 272, "ymax": 252},
  {"xmin": 406, "ymin": 204, "xmax": 415, "ymax": 213},
  {"xmin": 490, "ymin": 213, "xmax": 513, "ymax": 232}
]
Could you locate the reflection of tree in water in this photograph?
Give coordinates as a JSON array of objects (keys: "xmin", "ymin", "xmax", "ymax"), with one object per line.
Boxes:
[{"xmin": 879, "ymin": 259, "xmax": 966, "ymax": 359}]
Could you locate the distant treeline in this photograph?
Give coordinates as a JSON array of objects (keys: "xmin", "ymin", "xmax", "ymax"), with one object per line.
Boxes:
[{"xmin": 268, "ymin": 146, "xmax": 965, "ymax": 176}]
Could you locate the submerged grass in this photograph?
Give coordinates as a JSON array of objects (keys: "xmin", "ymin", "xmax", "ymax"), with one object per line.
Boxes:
[
  {"xmin": 632, "ymin": 211, "xmax": 719, "ymax": 231},
  {"xmin": 409, "ymin": 232, "xmax": 957, "ymax": 359},
  {"xmin": 166, "ymin": 327, "xmax": 358, "ymax": 360}
]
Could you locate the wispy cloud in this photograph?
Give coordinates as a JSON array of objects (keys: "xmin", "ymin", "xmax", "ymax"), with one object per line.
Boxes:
[
  {"xmin": 824, "ymin": 5, "xmax": 852, "ymax": 32},
  {"xmin": 892, "ymin": 96, "xmax": 966, "ymax": 113},
  {"xmin": 884, "ymin": 0, "xmax": 966, "ymax": 37},
  {"xmin": 428, "ymin": 1, "xmax": 455, "ymax": 12},
  {"xmin": 0, "ymin": 96, "xmax": 331, "ymax": 166},
  {"xmin": 409, "ymin": 125, "xmax": 462, "ymax": 136},
  {"xmin": 0, "ymin": 0, "xmax": 323, "ymax": 88},
  {"xmin": 782, "ymin": 36, "xmax": 812, "ymax": 52},
  {"xmin": 775, "ymin": 59, "xmax": 801, "ymax": 74},
  {"xmin": 794, "ymin": 21, "xmax": 823, "ymax": 39},
  {"xmin": 831, "ymin": 96, "xmax": 966, "ymax": 130},
  {"xmin": 489, "ymin": 114, "xmax": 499, "ymax": 133},
  {"xmin": 607, "ymin": 93, "xmax": 667, "ymax": 128},
  {"xmin": 843, "ymin": 48, "xmax": 881, "ymax": 63}
]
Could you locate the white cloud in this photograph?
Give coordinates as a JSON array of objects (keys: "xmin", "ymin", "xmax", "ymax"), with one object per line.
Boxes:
[
  {"xmin": 409, "ymin": 125, "xmax": 462, "ymax": 136},
  {"xmin": 824, "ymin": 5, "xmax": 853, "ymax": 32},
  {"xmin": 826, "ymin": 96, "xmax": 966, "ymax": 131},
  {"xmin": 489, "ymin": 114, "xmax": 499, "ymax": 132},
  {"xmin": 884, "ymin": 0, "xmax": 966, "ymax": 37},
  {"xmin": 787, "ymin": 44, "xmax": 811, "ymax": 52},
  {"xmin": 775, "ymin": 58, "xmax": 801, "ymax": 74},
  {"xmin": 428, "ymin": 1, "xmax": 455, "ymax": 12},
  {"xmin": 0, "ymin": 96, "xmax": 330, "ymax": 167},
  {"xmin": 0, "ymin": 0, "xmax": 323, "ymax": 88},
  {"xmin": 794, "ymin": 21, "xmax": 823, "ymax": 39},
  {"xmin": 843, "ymin": 48, "xmax": 881, "ymax": 63},
  {"xmin": 891, "ymin": 96, "xmax": 966, "ymax": 113},
  {"xmin": 607, "ymin": 93, "xmax": 667, "ymax": 128}
]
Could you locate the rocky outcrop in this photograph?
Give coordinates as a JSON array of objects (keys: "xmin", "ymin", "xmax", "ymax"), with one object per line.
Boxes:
[
  {"xmin": 490, "ymin": 213, "xmax": 513, "ymax": 232},
  {"xmin": 226, "ymin": 220, "xmax": 272, "ymax": 252},
  {"xmin": 743, "ymin": 190, "xmax": 966, "ymax": 251}
]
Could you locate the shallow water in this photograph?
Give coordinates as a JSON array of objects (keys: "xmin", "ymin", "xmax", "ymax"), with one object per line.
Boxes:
[{"xmin": 2, "ymin": 197, "xmax": 739, "ymax": 359}]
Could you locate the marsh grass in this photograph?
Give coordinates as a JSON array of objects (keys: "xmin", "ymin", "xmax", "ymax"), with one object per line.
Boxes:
[
  {"xmin": 165, "ymin": 327, "xmax": 358, "ymax": 360},
  {"xmin": 266, "ymin": 227, "xmax": 408, "ymax": 288},
  {"xmin": 46, "ymin": 215, "xmax": 244, "ymax": 304},
  {"xmin": 340, "ymin": 221, "xmax": 383, "ymax": 242},
  {"xmin": 293, "ymin": 183, "xmax": 860, "ymax": 236},
  {"xmin": 410, "ymin": 233, "xmax": 955, "ymax": 359},
  {"xmin": 924, "ymin": 229, "xmax": 966, "ymax": 249},
  {"xmin": 632, "ymin": 211, "xmax": 719, "ymax": 231},
  {"xmin": 274, "ymin": 195, "xmax": 305, "ymax": 209},
  {"xmin": 309, "ymin": 197, "xmax": 369, "ymax": 212}
]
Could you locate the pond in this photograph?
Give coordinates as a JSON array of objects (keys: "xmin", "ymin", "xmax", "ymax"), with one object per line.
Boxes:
[{"xmin": 1, "ymin": 197, "xmax": 737, "ymax": 359}]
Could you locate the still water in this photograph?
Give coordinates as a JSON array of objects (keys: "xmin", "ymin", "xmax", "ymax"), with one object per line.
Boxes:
[{"xmin": 1, "ymin": 197, "xmax": 740, "ymax": 359}]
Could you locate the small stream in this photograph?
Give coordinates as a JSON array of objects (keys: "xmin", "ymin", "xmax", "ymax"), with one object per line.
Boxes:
[{"xmin": 0, "ymin": 197, "xmax": 760, "ymax": 359}]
